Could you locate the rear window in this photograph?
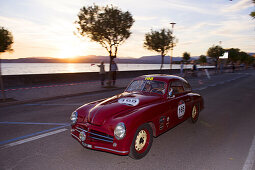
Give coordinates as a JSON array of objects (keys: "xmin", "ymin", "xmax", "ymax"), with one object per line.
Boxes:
[
  {"xmin": 183, "ymin": 82, "xmax": 191, "ymax": 92},
  {"xmin": 169, "ymin": 80, "xmax": 184, "ymax": 94}
]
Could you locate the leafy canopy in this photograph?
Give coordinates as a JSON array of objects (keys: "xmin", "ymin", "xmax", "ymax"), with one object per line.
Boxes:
[
  {"xmin": 182, "ymin": 52, "xmax": 191, "ymax": 63},
  {"xmin": 199, "ymin": 55, "xmax": 207, "ymax": 64},
  {"xmin": 75, "ymin": 4, "xmax": 134, "ymax": 59},
  {"xmin": 0, "ymin": 27, "xmax": 13, "ymax": 53},
  {"xmin": 227, "ymin": 49, "xmax": 254, "ymax": 65},
  {"xmin": 239, "ymin": 51, "xmax": 251, "ymax": 64},
  {"xmin": 207, "ymin": 45, "xmax": 224, "ymax": 61},
  {"xmin": 227, "ymin": 48, "xmax": 240, "ymax": 63},
  {"xmin": 144, "ymin": 28, "xmax": 174, "ymax": 56}
]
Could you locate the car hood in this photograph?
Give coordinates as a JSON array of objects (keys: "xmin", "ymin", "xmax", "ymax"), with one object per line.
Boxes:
[{"xmin": 85, "ymin": 92, "xmax": 161, "ymax": 126}]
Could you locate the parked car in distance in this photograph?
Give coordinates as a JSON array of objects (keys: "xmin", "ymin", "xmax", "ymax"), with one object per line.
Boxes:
[{"xmin": 70, "ymin": 74, "xmax": 204, "ymax": 159}]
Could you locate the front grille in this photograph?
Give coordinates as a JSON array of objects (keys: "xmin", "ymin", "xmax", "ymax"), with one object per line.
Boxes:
[
  {"xmin": 89, "ymin": 130, "xmax": 114, "ymax": 143},
  {"xmin": 76, "ymin": 126, "xmax": 114, "ymax": 143}
]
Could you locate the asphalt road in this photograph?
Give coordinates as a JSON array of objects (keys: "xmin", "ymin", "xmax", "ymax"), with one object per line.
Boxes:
[{"xmin": 0, "ymin": 71, "xmax": 255, "ymax": 170}]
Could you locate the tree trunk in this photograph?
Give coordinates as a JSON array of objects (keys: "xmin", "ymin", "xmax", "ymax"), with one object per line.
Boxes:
[
  {"xmin": 215, "ymin": 58, "xmax": 218, "ymax": 73},
  {"xmin": 160, "ymin": 55, "xmax": 165, "ymax": 70}
]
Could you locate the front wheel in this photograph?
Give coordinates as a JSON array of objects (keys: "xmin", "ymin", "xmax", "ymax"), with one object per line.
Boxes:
[
  {"xmin": 129, "ymin": 123, "xmax": 153, "ymax": 159},
  {"xmin": 191, "ymin": 104, "xmax": 199, "ymax": 123}
]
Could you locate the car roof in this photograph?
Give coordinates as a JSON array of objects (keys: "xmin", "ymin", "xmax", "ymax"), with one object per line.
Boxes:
[{"xmin": 134, "ymin": 74, "xmax": 188, "ymax": 83}]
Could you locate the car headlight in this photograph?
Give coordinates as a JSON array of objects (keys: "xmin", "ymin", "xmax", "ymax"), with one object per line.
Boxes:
[
  {"xmin": 70, "ymin": 111, "xmax": 78, "ymax": 124},
  {"xmin": 114, "ymin": 122, "xmax": 126, "ymax": 140}
]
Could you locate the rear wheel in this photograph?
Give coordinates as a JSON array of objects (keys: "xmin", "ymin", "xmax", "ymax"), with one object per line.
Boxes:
[
  {"xmin": 129, "ymin": 123, "xmax": 153, "ymax": 159},
  {"xmin": 191, "ymin": 104, "xmax": 199, "ymax": 123}
]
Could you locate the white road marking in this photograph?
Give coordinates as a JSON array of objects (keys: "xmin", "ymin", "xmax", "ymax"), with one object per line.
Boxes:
[
  {"xmin": 194, "ymin": 75, "xmax": 248, "ymax": 91},
  {"xmin": 208, "ymin": 84, "xmax": 217, "ymax": 87},
  {"xmin": 2, "ymin": 128, "xmax": 67, "ymax": 149},
  {"xmin": 242, "ymin": 135, "xmax": 255, "ymax": 170},
  {"xmin": 197, "ymin": 86, "xmax": 208, "ymax": 91}
]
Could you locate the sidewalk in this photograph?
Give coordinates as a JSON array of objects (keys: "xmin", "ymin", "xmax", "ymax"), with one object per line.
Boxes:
[{"xmin": 0, "ymin": 69, "xmax": 252, "ymax": 107}]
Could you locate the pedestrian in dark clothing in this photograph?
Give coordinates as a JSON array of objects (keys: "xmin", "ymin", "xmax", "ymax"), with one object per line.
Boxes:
[
  {"xmin": 180, "ymin": 62, "xmax": 184, "ymax": 76},
  {"xmin": 192, "ymin": 63, "xmax": 197, "ymax": 77},
  {"xmin": 110, "ymin": 60, "xmax": 118, "ymax": 86},
  {"xmin": 232, "ymin": 63, "xmax": 235, "ymax": 73},
  {"xmin": 97, "ymin": 61, "xmax": 105, "ymax": 86}
]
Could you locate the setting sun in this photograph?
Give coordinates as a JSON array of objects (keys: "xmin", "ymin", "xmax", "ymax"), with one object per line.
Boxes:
[
  {"xmin": 57, "ymin": 47, "xmax": 80, "ymax": 59},
  {"xmin": 56, "ymin": 40, "xmax": 86, "ymax": 59}
]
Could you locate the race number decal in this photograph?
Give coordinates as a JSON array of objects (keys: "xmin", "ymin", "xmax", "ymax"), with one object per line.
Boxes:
[
  {"xmin": 145, "ymin": 77, "xmax": 154, "ymax": 81},
  {"xmin": 118, "ymin": 98, "xmax": 139, "ymax": 106},
  {"xmin": 177, "ymin": 100, "xmax": 185, "ymax": 118}
]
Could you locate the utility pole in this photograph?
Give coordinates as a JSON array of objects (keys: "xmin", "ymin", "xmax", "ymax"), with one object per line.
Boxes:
[
  {"xmin": 0, "ymin": 56, "xmax": 6, "ymax": 101},
  {"xmin": 170, "ymin": 22, "xmax": 176, "ymax": 71}
]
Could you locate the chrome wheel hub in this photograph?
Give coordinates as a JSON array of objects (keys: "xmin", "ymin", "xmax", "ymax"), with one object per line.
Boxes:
[
  {"xmin": 135, "ymin": 130, "xmax": 147, "ymax": 151},
  {"xmin": 192, "ymin": 106, "xmax": 197, "ymax": 119}
]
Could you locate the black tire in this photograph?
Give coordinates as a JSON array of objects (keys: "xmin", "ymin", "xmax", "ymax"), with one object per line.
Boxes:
[
  {"xmin": 191, "ymin": 104, "xmax": 199, "ymax": 123},
  {"xmin": 129, "ymin": 123, "xmax": 153, "ymax": 159}
]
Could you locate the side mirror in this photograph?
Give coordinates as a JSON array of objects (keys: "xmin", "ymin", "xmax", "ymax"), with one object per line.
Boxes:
[{"xmin": 168, "ymin": 88, "xmax": 175, "ymax": 98}]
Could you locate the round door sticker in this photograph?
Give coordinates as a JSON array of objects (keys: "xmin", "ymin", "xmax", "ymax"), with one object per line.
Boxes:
[
  {"xmin": 177, "ymin": 100, "xmax": 185, "ymax": 118},
  {"xmin": 118, "ymin": 98, "xmax": 139, "ymax": 106}
]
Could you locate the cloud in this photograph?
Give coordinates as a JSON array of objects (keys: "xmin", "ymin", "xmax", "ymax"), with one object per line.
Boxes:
[
  {"xmin": 134, "ymin": 16, "xmax": 158, "ymax": 21},
  {"xmin": 221, "ymin": 0, "xmax": 253, "ymax": 12},
  {"xmin": 1, "ymin": 0, "xmax": 255, "ymax": 59}
]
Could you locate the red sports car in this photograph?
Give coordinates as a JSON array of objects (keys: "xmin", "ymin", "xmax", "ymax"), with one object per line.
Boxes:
[{"xmin": 70, "ymin": 74, "xmax": 204, "ymax": 159}]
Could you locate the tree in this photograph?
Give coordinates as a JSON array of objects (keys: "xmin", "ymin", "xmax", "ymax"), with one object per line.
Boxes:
[
  {"xmin": 0, "ymin": 27, "xmax": 13, "ymax": 53},
  {"xmin": 227, "ymin": 48, "xmax": 240, "ymax": 64},
  {"xmin": 245, "ymin": 55, "xmax": 254, "ymax": 65},
  {"xmin": 239, "ymin": 51, "xmax": 249, "ymax": 64},
  {"xmin": 75, "ymin": 4, "xmax": 134, "ymax": 70},
  {"xmin": 0, "ymin": 27, "xmax": 14, "ymax": 101},
  {"xmin": 239, "ymin": 51, "xmax": 254, "ymax": 66},
  {"xmin": 182, "ymin": 52, "xmax": 190, "ymax": 63},
  {"xmin": 207, "ymin": 45, "xmax": 224, "ymax": 69},
  {"xmin": 144, "ymin": 28, "xmax": 175, "ymax": 70},
  {"xmin": 250, "ymin": 0, "xmax": 255, "ymax": 19},
  {"xmin": 199, "ymin": 55, "xmax": 207, "ymax": 65}
]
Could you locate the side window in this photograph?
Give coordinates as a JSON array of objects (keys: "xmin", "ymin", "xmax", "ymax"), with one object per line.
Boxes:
[
  {"xmin": 169, "ymin": 80, "xmax": 184, "ymax": 95},
  {"xmin": 183, "ymin": 82, "xmax": 191, "ymax": 92}
]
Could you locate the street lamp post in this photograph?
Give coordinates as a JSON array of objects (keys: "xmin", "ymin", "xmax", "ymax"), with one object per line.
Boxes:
[
  {"xmin": 0, "ymin": 57, "xmax": 6, "ymax": 101},
  {"xmin": 170, "ymin": 22, "xmax": 176, "ymax": 71}
]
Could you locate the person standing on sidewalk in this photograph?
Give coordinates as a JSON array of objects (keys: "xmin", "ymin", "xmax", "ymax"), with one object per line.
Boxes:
[
  {"xmin": 232, "ymin": 63, "xmax": 235, "ymax": 73},
  {"xmin": 192, "ymin": 62, "xmax": 197, "ymax": 77},
  {"xmin": 110, "ymin": 60, "xmax": 118, "ymax": 86},
  {"xmin": 180, "ymin": 62, "xmax": 184, "ymax": 76},
  {"xmin": 97, "ymin": 61, "xmax": 106, "ymax": 86}
]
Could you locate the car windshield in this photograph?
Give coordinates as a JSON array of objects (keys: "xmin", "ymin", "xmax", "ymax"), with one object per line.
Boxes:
[{"xmin": 126, "ymin": 80, "xmax": 166, "ymax": 95}]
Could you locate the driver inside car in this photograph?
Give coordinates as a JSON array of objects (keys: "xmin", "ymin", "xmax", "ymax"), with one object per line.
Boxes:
[
  {"xmin": 143, "ymin": 83, "xmax": 152, "ymax": 92},
  {"xmin": 151, "ymin": 82, "xmax": 165, "ymax": 94}
]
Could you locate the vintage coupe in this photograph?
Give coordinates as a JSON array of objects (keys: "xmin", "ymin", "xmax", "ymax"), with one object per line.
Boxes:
[{"xmin": 70, "ymin": 74, "xmax": 204, "ymax": 159}]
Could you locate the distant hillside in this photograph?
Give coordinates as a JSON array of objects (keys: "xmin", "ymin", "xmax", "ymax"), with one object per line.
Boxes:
[
  {"xmin": 1, "ymin": 55, "xmax": 210, "ymax": 64},
  {"xmin": 249, "ymin": 53, "xmax": 255, "ymax": 56}
]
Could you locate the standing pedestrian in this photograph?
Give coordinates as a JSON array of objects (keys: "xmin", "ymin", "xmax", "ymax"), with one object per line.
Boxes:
[
  {"xmin": 180, "ymin": 62, "xmax": 184, "ymax": 76},
  {"xmin": 232, "ymin": 63, "xmax": 235, "ymax": 73},
  {"xmin": 192, "ymin": 62, "xmax": 197, "ymax": 77},
  {"xmin": 97, "ymin": 61, "xmax": 105, "ymax": 86},
  {"xmin": 220, "ymin": 62, "xmax": 223, "ymax": 73},
  {"xmin": 110, "ymin": 60, "xmax": 118, "ymax": 86}
]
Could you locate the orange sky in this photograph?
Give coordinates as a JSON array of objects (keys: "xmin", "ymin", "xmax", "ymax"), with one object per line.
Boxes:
[{"xmin": 1, "ymin": 0, "xmax": 254, "ymax": 59}]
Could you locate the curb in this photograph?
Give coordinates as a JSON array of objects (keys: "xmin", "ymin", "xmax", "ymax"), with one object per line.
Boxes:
[
  {"xmin": 1, "ymin": 69, "xmax": 252, "ymax": 107},
  {"xmin": 0, "ymin": 86, "xmax": 126, "ymax": 107}
]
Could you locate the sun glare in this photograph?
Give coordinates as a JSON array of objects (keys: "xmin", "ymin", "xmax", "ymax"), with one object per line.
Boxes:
[
  {"xmin": 57, "ymin": 47, "xmax": 79, "ymax": 59},
  {"xmin": 57, "ymin": 44, "xmax": 84, "ymax": 59},
  {"xmin": 56, "ymin": 38, "xmax": 86, "ymax": 59}
]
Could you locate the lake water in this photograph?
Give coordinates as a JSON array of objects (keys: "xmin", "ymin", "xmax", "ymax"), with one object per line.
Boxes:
[{"xmin": 1, "ymin": 63, "xmax": 214, "ymax": 75}]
